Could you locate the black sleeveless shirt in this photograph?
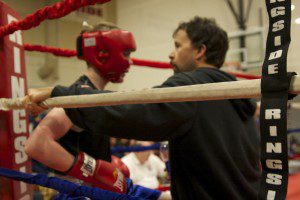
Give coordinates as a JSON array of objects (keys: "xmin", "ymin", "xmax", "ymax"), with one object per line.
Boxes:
[{"xmin": 59, "ymin": 75, "xmax": 111, "ymax": 161}]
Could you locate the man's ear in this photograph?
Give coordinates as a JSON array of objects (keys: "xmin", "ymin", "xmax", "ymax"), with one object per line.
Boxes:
[{"xmin": 195, "ymin": 44, "xmax": 207, "ymax": 61}]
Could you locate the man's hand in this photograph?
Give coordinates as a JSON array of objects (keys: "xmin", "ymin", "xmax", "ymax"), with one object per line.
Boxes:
[{"xmin": 25, "ymin": 87, "xmax": 54, "ymax": 115}]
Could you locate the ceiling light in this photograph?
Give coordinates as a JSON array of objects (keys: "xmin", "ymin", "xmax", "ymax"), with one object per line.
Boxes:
[
  {"xmin": 295, "ymin": 18, "xmax": 300, "ymax": 24},
  {"xmin": 292, "ymin": 4, "xmax": 295, "ymax": 11}
]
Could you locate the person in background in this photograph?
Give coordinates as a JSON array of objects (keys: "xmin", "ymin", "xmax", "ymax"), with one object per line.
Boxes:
[{"xmin": 122, "ymin": 141, "xmax": 167, "ymax": 189}]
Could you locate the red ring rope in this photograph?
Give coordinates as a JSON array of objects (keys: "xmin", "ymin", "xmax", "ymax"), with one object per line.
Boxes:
[
  {"xmin": 24, "ymin": 44, "xmax": 77, "ymax": 57},
  {"xmin": 0, "ymin": 0, "xmax": 110, "ymax": 38},
  {"xmin": 23, "ymin": 43, "xmax": 261, "ymax": 80},
  {"xmin": 290, "ymin": 154, "xmax": 300, "ymax": 160}
]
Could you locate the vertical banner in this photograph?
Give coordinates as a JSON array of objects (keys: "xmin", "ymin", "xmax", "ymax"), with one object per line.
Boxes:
[
  {"xmin": 0, "ymin": 1, "xmax": 32, "ymax": 200},
  {"xmin": 259, "ymin": 0, "xmax": 293, "ymax": 200}
]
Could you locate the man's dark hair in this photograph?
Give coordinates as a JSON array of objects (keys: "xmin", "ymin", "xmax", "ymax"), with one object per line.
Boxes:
[{"xmin": 173, "ymin": 16, "xmax": 229, "ymax": 68}]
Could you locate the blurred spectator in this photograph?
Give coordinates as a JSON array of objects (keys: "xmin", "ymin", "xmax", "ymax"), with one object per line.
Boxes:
[{"xmin": 121, "ymin": 141, "xmax": 166, "ymax": 189}]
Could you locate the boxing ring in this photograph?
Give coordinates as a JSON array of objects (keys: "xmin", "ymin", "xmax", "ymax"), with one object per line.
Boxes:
[{"xmin": 0, "ymin": 0, "xmax": 299, "ymax": 199}]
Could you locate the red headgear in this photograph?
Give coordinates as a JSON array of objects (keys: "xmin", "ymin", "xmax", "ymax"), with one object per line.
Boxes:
[{"xmin": 77, "ymin": 30, "xmax": 136, "ymax": 83}]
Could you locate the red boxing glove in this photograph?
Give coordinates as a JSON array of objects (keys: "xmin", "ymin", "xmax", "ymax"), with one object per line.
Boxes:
[
  {"xmin": 67, "ymin": 152, "xmax": 127, "ymax": 194},
  {"xmin": 111, "ymin": 155, "xmax": 130, "ymax": 178}
]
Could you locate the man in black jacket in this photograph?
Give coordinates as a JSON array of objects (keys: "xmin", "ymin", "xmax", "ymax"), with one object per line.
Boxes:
[{"xmin": 27, "ymin": 16, "xmax": 261, "ymax": 199}]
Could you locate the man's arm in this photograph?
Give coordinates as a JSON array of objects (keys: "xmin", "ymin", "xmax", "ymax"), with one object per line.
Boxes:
[
  {"xmin": 28, "ymin": 74, "xmax": 198, "ymax": 141},
  {"xmin": 54, "ymin": 74, "xmax": 197, "ymax": 141}
]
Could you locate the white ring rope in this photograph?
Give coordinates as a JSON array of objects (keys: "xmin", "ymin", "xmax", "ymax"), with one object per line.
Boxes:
[{"xmin": 1, "ymin": 76, "xmax": 300, "ymax": 111}]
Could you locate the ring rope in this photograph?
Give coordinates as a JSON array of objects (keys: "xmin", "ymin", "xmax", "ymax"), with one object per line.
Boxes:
[
  {"xmin": 0, "ymin": 79, "xmax": 261, "ymax": 110},
  {"xmin": 0, "ymin": 0, "xmax": 109, "ymax": 38},
  {"xmin": 23, "ymin": 43, "xmax": 261, "ymax": 80},
  {"xmin": 1, "ymin": 77, "xmax": 300, "ymax": 111},
  {"xmin": 288, "ymin": 129, "xmax": 300, "ymax": 134},
  {"xmin": 0, "ymin": 167, "xmax": 143, "ymax": 200},
  {"xmin": 24, "ymin": 44, "xmax": 77, "ymax": 57}
]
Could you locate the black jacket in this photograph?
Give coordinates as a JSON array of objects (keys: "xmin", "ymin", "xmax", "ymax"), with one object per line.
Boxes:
[{"xmin": 52, "ymin": 68, "xmax": 260, "ymax": 199}]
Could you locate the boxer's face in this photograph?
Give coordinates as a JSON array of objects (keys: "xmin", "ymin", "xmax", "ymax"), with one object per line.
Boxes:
[{"xmin": 169, "ymin": 29, "xmax": 198, "ymax": 73}]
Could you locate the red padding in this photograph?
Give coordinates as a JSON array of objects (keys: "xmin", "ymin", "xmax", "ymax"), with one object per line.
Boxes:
[{"xmin": 0, "ymin": 1, "xmax": 32, "ymax": 199}]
